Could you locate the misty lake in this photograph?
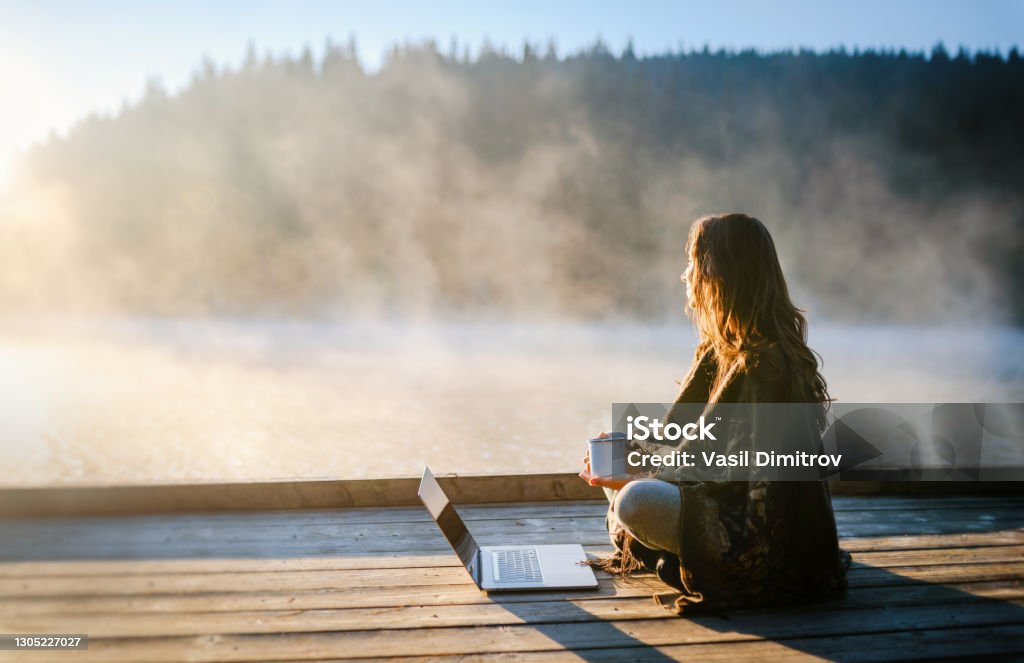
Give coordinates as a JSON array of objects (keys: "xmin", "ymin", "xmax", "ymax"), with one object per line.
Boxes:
[{"xmin": 1, "ymin": 317, "xmax": 1022, "ymax": 487}]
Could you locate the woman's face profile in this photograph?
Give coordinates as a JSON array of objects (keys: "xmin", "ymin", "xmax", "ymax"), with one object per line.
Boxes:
[{"xmin": 681, "ymin": 259, "xmax": 695, "ymax": 309}]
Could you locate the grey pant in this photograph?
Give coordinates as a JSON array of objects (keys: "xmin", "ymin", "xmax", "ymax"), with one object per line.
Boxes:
[{"xmin": 603, "ymin": 479, "xmax": 682, "ymax": 556}]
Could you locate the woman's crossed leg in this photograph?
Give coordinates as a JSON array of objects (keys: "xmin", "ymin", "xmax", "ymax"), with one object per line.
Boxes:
[{"xmin": 605, "ymin": 478, "xmax": 682, "ymax": 556}]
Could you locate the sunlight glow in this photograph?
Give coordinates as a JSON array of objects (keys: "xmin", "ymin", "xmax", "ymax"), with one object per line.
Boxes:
[
  {"xmin": 0, "ymin": 152, "xmax": 14, "ymax": 194},
  {"xmin": 0, "ymin": 51, "xmax": 75, "ymax": 194}
]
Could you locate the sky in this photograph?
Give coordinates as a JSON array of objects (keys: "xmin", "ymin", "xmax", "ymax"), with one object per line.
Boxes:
[{"xmin": 0, "ymin": 0, "xmax": 1021, "ymax": 191}]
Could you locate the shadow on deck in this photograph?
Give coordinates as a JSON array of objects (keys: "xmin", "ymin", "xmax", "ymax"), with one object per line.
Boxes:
[{"xmin": 0, "ymin": 482, "xmax": 1022, "ymax": 661}]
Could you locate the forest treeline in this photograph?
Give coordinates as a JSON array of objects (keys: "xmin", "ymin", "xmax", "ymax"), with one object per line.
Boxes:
[{"xmin": 5, "ymin": 40, "xmax": 1023, "ymax": 323}]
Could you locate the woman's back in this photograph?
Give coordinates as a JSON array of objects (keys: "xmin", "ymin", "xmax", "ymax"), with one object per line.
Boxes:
[{"xmin": 662, "ymin": 345, "xmax": 850, "ymax": 612}]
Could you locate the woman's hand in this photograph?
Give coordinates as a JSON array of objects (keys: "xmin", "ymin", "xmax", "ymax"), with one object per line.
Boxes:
[{"xmin": 579, "ymin": 433, "xmax": 632, "ymax": 491}]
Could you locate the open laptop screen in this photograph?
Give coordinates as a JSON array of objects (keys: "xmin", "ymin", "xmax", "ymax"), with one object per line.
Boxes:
[{"xmin": 418, "ymin": 467, "xmax": 480, "ymax": 576}]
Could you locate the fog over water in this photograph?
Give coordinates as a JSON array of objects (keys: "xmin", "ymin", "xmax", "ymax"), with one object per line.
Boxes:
[{"xmin": 2, "ymin": 317, "xmax": 1020, "ymax": 487}]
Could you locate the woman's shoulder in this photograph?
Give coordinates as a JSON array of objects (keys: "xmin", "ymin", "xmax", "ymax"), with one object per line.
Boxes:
[{"xmin": 736, "ymin": 342, "xmax": 790, "ymax": 399}]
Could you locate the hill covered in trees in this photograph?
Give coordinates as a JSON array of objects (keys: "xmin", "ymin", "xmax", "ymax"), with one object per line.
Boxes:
[{"xmin": 4, "ymin": 40, "xmax": 1023, "ymax": 323}]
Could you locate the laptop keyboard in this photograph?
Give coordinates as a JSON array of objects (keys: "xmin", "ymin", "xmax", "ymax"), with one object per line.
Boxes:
[{"xmin": 493, "ymin": 548, "xmax": 543, "ymax": 583}]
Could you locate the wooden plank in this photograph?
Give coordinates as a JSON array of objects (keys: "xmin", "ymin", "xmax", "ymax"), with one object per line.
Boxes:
[
  {"xmin": 6, "ymin": 500, "xmax": 1022, "ymax": 546},
  {"xmin": 2, "ymin": 561, "xmax": 1021, "ymax": 616},
  {"xmin": 3, "ymin": 528, "xmax": 1022, "ymax": 578},
  {"xmin": 1, "ymin": 546, "xmax": 1020, "ymax": 599},
  {"xmin": 0, "ymin": 530, "xmax": 613, "ymax": 562},
  {"xmin": 0, "ymin": 517, "xmax": 610, "ymax": 549},
  {"xmin": 830, "ymin": 495, "xmax": 1024, "ymax": 511},
  {"xmin": 848, "ymin": 561, "xmax": 1024, "ymax": 586},
  {"xmin": 2, "ymin": 495, "xmax": 1015, "ymax": 535},
  {"xmin": 1, "ymin": 475, "xmax": 1021, "ymax": 517},
  {"xmin": 4, "ymin": 524, "xmax": 1021, "ymax": 564},
  {"xmin": 841, "ymin": 529, "xmax": 1024, "ymax": 550},
  {"xmin": 3, "ymin": 579, "xmax": 1022, "ymax": 638},
  {"xmin": 829, "ymin": 481, "xmax": 1024, "ymax": 497},
  {"xmin": 318, "ymin": 624, "xmax": 1024, "ymax": 662},
  {"xmin": 836, "ymin": 508, "xmax": 1024, "ymax": 526},
  {"xmin": 0, "ymin": 566, "xmax": 476, "ymax": 597},
  {"xmin": 2, "ymin": 536, "xmax": 1020, "ymax": 580},
  {"xmin": 21, "ymin": 602, "xmax": 1024, "ymax": 661},
  {"xmin": 852, "ymin": 544, "xmax": 1024, "ymax": 566},
  {"xmin": 0, "ymin": 554, "xmax": 468, "ymax": 578},
  {"xmin": 0, "ymin": 501, "xmax": 609, "ymax": 530},
  {"xmin": 0, "ymin": 576, "xmax": 662, "ymax": 617},
  {"xmin": 3, "ymin": 512, "xmax": 1021, "ymax": 563}
]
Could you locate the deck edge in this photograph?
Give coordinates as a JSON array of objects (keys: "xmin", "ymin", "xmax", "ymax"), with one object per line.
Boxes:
[{"xmin": 1, "ymin": 476, "xmax": 1023, "ymax": 517}]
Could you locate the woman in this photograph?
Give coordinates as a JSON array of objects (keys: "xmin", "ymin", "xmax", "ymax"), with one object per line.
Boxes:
[{"xmin": 579, "ymin": 213, "xmax": 850, "ymax": 614}]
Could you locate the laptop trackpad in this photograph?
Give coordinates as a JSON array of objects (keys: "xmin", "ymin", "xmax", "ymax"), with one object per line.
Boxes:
[{"xmin": 537, "ymin": 546, "xmax": 595, "ymax": 585}]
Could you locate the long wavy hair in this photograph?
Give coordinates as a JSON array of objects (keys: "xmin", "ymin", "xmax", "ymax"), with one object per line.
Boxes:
[{"xmin": 685, "ymin": 213, "xmax": 830, "ymax": 427}]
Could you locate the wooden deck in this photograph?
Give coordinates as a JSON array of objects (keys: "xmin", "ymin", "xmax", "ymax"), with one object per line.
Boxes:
[{"xmin": 1, "ymin": 493, "xmax": 1023, "ymax": 661}]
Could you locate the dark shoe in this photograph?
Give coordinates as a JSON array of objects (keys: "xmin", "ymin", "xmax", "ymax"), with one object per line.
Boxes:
[{"xmin": 655, "ymin": 552, "xmax": 684, "ymax": 591}]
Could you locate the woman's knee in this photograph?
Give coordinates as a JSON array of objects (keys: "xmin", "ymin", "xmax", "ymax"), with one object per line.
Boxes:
[
  {"xmin": 613, "ymin": 479, "xmax": 682, "ymax": 555},
  {"xmin": 614, "ymin": 479, "xmax": 677, "ymax": 530}
]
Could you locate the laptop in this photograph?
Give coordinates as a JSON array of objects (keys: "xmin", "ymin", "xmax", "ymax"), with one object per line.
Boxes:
[{"xmin": 417, "ymin": 466, "xmax": 598, "ymax": 591}]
